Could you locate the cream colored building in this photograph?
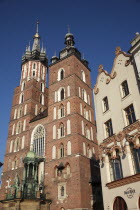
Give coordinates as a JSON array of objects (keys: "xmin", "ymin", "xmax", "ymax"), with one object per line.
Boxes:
[{"xmin": 93, "ymin": 33, "xmax": 140, "ymax": 210}]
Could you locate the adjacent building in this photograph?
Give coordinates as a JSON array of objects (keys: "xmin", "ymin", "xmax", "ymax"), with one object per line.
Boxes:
[{"xmin": 93, "ymin": 33, "xmax": 140, "ymax": 210}]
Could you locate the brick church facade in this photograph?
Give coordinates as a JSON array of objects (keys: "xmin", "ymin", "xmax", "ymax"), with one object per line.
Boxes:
[{"xmin": 0, "ymin": 24, "xmax": 102, "ymax": 210}]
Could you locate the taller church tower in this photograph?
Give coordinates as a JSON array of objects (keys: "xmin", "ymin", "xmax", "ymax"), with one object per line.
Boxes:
[
  {"xmin": 0, "ymin": 22, "xmax": 48, "ymax": 198},
  {"xmin": 0, "ymin": 25, "xmax": 102, "ymax": 210}
]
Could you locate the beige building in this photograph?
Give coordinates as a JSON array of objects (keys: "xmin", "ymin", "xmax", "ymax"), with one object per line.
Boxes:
[{"xmin": 93, "ymin": 33, "xmax": 140, "ymax": 210}]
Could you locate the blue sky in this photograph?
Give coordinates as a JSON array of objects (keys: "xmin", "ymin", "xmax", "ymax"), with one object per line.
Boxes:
[{"xmin": 0, "ymin": 0, "xmax": 140, "ymax": 171}]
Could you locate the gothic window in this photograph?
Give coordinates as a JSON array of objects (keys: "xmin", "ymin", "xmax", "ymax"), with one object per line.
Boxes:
[
  {"xmin": 66, "ymin": 164, "xmax": 70, "ymax": 175},
  {"xmin": 33, "ymin": 63, "xmax": 36, "ymax": 69},
  {"xmin": 67, "ymin": 120, "xmax": 71, "ymax": 135},
  {"xmin": 113, "ymin": 197, "xmax": 127, "ymax": 210},
  {"xmin": 121, "ymin": 80, "xmax": 129, "ymax": 98},
  {"xmin": 81, "ymin": 70, "xmax": 86, "ymax": 82},
  {"xmin": 31, "ymin": 125, "xmax": 45, "ymax": 157},
  {"xmin": 9, "ymin": 140, "xmax": 13, "ymax": 153},
  {"xmin": 61, "ymin": 89, "xmax": 64, "ymax": 100},
  {"xmin": 21, "ymin": 136, "xmax": 25, "ymax": 149},
  {"xmin": 53, "ymin": 107, "xmax": 56, "ymax": 120},
  {"xmin": 84, "ymin": 106, "xmax": 86, "ymax": 118},
  {"xmin": 60, "ymin": 69, "xmax": 64, "ymax": 80},
  {"xmin": 19, "ymin": 93, "xmax": 24, "ymax": 104},
  {"xmin": 60, "ymin": 144, "xmax": 64, "ymax": 158},
  {"xmin": 85, "ymin": 126, "xmax": 90, "ymax": 140},
  {"xmin": 60, "ymin": 123, "xmax": 65, "ymax": 138},
  {"xmin": 40, "ymin": 94, "xmax": 44, "ymax": 105},
  {"xmin": 67, "ymin": 101, "xmax": 70, "ymax": 115},
  {"xmin": 102, "ymin": 96, "xmax": 109, "ymax": 112},
  {"xmin": 67, "ymin": 86, "xmax": 70, "ymax": 97},
  {"xmin": 53, "ymin": 125, "xmax": 56, "ymax": 139},
  {"xmin": 109, "ymin": 150, "xmax": 123, "ymax": 181},
  {"xmin": 21, "ymin": 81, "xmax": 25, "ymax": 91},
  {"xmin": 24, "ymin": 104, "xmax": 27, "ymax": 115},
  {"xmin": 80, "ymin": 103, "xmax": 82, "ymax": 115},
  {"xmin": 18, "ymin": 106, "xmax": 23, "ymax": 118},
  {"xmin": 41, "ymin": 83, "xmax": 44, "ymax": 92},
  {"xmin": 130, "ymin": 143, "xmax": 140, "ymax": 173},
  {"xmin": 12, "ymin": 124, "xmax": 15, "ymax": 135},
  {"xmin": 124, "ymin": 104, "xmax": 136, "ymax": 126},
  {"xmin": 83, "ymin": 142, "xmax": 86, "ymax": 156},
  {"xmin": 14, "ymin": 137, "xmax": 20, "ymax": 152},
  {"xmin": 60, "ymin": 186, "xmax": 64, "ymax": 197},
  {"xmin": 52, "ymin": 145, "xmax": 56, "ymax": 159},
  {"xmin": 16, "ymin": 121, "xmax": 22, "ymax": 134},
  {"xmin": 104, "ymin": 119, "xmax": 113, "ymax": 137},
  {"xmin": 67, "ymin": 141, "xmax": 71, "ymax": 155},
  {"xmin": 14, "ymin": 109, "xmax": 17, "ymax": 119},
  {"xmin": 58, "ymin": 68, "xmax": 65, "ymax": 81},
  {"xmin": 60, "ymin": 104, "xmax": 65, "ymax": 118}
]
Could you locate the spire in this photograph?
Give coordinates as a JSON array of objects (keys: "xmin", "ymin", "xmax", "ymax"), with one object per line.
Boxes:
[
  {"xmin": 32, "ymin": 21, "xmax": 40, "ymax": 51},
  {"xmin": 65, "ymin": 26, "xmax": 75, "ymax": 48}
]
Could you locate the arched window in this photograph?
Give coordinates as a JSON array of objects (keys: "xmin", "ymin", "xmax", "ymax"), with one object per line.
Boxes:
[
  {"xmin": 40, "ymin": 94, "xmax": 44, "ymax": 105},
  {"xmin": 21, "ymin": 81, "xmax": 25, "ymax": 91},
  {"xmin": 16, "ymin": 121, "xmax": 22, "ymax": 134},
  {"xmin": 130, "ymin": 143, "xmax": 140, "ymax": 173},
  {"xmin": 60, "ymin": 144, "xmax": 64, "ymax": 158},
  {"xmin": 18, "ymin": 106, "xmax": 23, "ymax": 118},
  {"xmin": 61, "ymin": 186, "xmax": 64, "ymax": 197},
  {"xmin": 52, "ymin": 146, "xmax": 56, "ymax": 159},
  {"xmin": 33, "ymin": 63, "xmax": 36, "ymax": 69},
  {"xmin": 14, "ymin": 137, "xmax": 20, "ymax": 152},
  {"xmin": 66, "ymin": 164, "xmax": 70, "ymax": 175},
  {"xmin": 113, "ymin": 197, "xmax": 127, "ymax": 210},
  {"xmin": 41, "ymin": 83, "xmax": 44, "ymax": 92},
  {"xmin": 81, "ymin": 70, "xmax": 86, "ymax": 82},
  {"xmin": 31, "ymin": 125, "xmax": 45, "ymax": 156},
  {"xmin": 60, "ymin": 69, "xmax": 64, "ymax": 80},
  {"xmin": 61, "ymin": 89, "xmax": 64, "ymax": 100},
  {"xmin": 109, "ymin": 150, "xmax": 123, "ymax": 181},
  {"xmin": 85, "ymin": 126, "xmax": 90, "ymax": 140},
  {"xmin": 19, "ymin": 93, "xmax": 24, "ymax": 104},
  {"xmin": 67, "ymin": 141, "xmax": 71, "ymax": 155},
  {"xmin": 60, "ymin": 104, "xmax": 64, "ymax": 118},
  {"xmin": 60, "ymin": 123, "xmax": 65, "ymax": 138}
]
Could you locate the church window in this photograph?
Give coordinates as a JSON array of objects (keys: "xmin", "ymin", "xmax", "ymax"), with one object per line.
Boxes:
[
  {"xmin": 60, "ymin": 104, "xmax": 65, "ymax": 118},
  {"xmin": 130, "ymin": 142, "xmax": 140, "ymax": 174},
  {"xmin": 14, "ymin": 109, "xmax": 17, "ymax": 119},
  {"xmin": 88, "ymin": 95, "xmax": 90, "ymax": 105},
  {"xmin": 9, "ymin": 140, "xmax": 13, "ymax": 153},
  {"xmin": 83, "ymin": 142, "xmax": 86, "ymax": 156},
  {"xmin": 23, "ymin": 119, "xmax": 26, "ymax": 131},
  {"xmin": 61, "ymin": 88, "xmax": 64, "ymax": 100},
  {"xmin": 60, "ymin": 123, "xmax": 65, "ymax": 138},
  {"xmin": 89, "ymin": 110, "xmax": 91, "ymax": 121},
  {"xmin": 124, "ymin": 104, "xmax": 136, "ymax": 126},
  {"xmin": 104, "ymin": 119, "xmax": 113, "ymax": 137},
  {"xmin": 32, "ymin": 70, "xmax": 36, "ymax": 77},
  {"xmin": 79, "ymin": 87, "xmax": 81, "ymax": 97},
  {"xmin": 31, "ymin": 125, "xmax": 45, "ymax": 157},
  {"xmin": 81, "ymin": 70, "xmax": 86, "ymax": 82},
  {"xmin": 12, "ymin": 124, "xmax": 15, "ymax": 135},
  {"xmin": 67, "ymin": 86, "xmax": 70, "ymax": 97},
  {"xmin": 67, "ymin": 120, "xmax": 71, "ymax": 135},
  {"xmin": 55, "ymin": 91, "xmax": 57, "ymax": 102},
  {"xmin": 17, "ymin": 106, "xmax": 23, "ymax": 118},
  {"xmin": 91, "ymin": 127, "xmax": 93, "ymax": 140},
  {"xmin": 52, "ymin": 145, "xmax": 56, "ymax": 159},
  {"xmin": 24, "ymin": 104, "xmax": 27, "ymax": 115},
  {"xmin": 19, "ymin": 93, "xmax": 24, "ymax": 104},
  {"xmin": 35, "ymin": 104, "xmax": 38, "ymax": 115},
  {"xmin": 67, "ymin": 101, "xmax": 70, "ymax": 115},
  {"xmin": 81, "ymin": 121, "xmax": 84, "ymax": 135},
  {"xmin": 85, "ymin": 126, "xmax": 90, "ymax": 140},
  {"xmin": 60, "ymin": 144, "xmax": 64, "ymax": 158},
  {"xmin": 33, "ymin": 63, "xmax": 36, "ymax": 69},
  {"xmin": 61, "ymin": 186, "xmax": 64, "ymax": 196},
  {"xmin": 41, "ymin": 83, "xmax": 44, "ymax": 92},
  {"xmin": 102, "ymin": 96, "xmax": 109, "ymax": 112},
  {"xmin": 53, "ymin": 107, "xmax": 56, "ymax": 120},
  {"xmin": 80, "ymin": 103, "xmax": 82, "ymax": 115},
  {"xmin": 58, "ymin": 68, "xmax": 65, "ymax": 81},
  {"xmin": 40, "ymin": 94, "xmax": 44, "ymax": 105},
  {"xmin": 67, "ymin": 141, "xmax": 71, "ymax": 155},
  {"xmin": 21, "ymin": 81, "xmax": 25, "ymax": 91},
  {"xmin": 16, "ymin": 121, "xmax": 22, "ymax": 134},
  {"xmin": 21, "ymin": 136, "xmax": 25, "ymax": 149},
  {"xmin": 121, "ymin": 80, "xmax": 129, "ymax": 98},
  {"xmin": 53, "ymin": 125, "xmax": 56, "ymax": 139},
  {"xmin": 14, "ymin": 137, "xmax": 20, "ymax": 152}
]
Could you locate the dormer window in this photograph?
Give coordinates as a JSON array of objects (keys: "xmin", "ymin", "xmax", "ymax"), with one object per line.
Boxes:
[
  {"xmin": 103, "ymin": 96, "xmax": 109, "ymax": 112},
  {"xmin": 121, "ymin": 80, "xmax": 129, "ymax": 98}
]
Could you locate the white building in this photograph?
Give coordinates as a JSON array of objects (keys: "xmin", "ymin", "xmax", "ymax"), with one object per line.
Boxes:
[{"xmin": 93, "ymin": 34, "xmax": 140, "ymax": 210}]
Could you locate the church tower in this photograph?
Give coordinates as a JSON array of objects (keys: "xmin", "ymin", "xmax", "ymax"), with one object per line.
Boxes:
[
  {"xmin": 0, "ymin": 22, "xmax": 48, "ymax": 199},
  {"xmin": 0, "ymin": 26, "xmax": 102, "ymax": 210}
]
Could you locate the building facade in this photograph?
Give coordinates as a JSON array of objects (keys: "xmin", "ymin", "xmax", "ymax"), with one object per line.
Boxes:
[
  {"xmin": 0, "ymin": 25, "xmax": 102, "ymax": 210},
  {"xmin": 93, "ymin": 33, "xmax": 140, "ymax": 210}
]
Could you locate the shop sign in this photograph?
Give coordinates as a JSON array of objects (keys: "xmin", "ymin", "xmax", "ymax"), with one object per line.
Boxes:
[{"xmin": 124, "ymin": 188, "xmax": 135, "ymax": 199}]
